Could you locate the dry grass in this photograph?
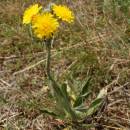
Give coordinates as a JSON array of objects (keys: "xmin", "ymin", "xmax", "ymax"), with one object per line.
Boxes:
[{"xmin": 0, "ymin": 0, "xmax": 130, "ymax": 130}]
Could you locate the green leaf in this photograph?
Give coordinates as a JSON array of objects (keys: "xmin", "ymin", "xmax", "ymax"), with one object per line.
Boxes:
[
  {"xmin": 74, "ymin": 104, "xmax": 88, "ymax": 112},
  {"xmin": 86, "ymin": 87, "xmax": 107, "ymax": 116},
  {"xmin": 73, "ymin": 91, "xmax": 91, "ymax": 107},
  {"xmin": 61, "ymin": 83, "xmax": 70, "ymax": 102},
  {"xmin": 86, "ymin": 98, "xmax": 103, "ymax": 116},
  {"xmin": 60, "ymin": 83, "xmax": 78, "ymax": 120},
  {"xmin": 39, "ymin": 108, "xmax": 58, "ymax": 117},
  {"xmin": 81, "ymin": 77, "xmax": 91, "ymax": 95},
  {"xmin": 73, "ymin": 77, "xmax": 91, "ymax": 107}
]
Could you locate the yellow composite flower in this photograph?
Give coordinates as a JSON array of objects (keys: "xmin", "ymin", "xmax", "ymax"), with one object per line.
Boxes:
[
  {"xmin": 23, "ymin": 4, "xmax": 42, "ymax": 24},
  {"xmin": 52, "ymin": 5, "xmax": 74, "ymax": 23},
  {"xmin": 32, "ymin": 13, "xmax": 59, "ymax": 39}
]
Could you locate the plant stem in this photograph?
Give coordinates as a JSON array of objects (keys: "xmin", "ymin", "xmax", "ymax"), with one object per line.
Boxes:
[
  {"xmin": 45, "ymin": 40, "xmax": 63, "ymax": 96},
  {"xmin": 45, "ymin": 39, "xmax": 77, "ymax": 121},
  {"xmin": 46, "ymin": 41, "xmax": 51, "ymax": 79},
  {"xmin": 46, "ymin": 40, "xmax": 59, "ymax": 87}
]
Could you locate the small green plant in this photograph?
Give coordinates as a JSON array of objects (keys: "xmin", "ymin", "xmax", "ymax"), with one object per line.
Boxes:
[{"xmin": 22, "ymin": 2, "xmax": 106, "ymax": 126}]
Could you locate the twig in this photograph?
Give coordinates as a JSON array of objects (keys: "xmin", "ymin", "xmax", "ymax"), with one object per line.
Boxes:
[
  {"xmin": 13, "ymin": 53, "xmax": 57, "ymax": 75},
  {"xmin": 108, "ymin": 99, "xmax": 124, "ymax": 107},
  {"xmin": 0, "ymin": 79, "xmax": 12, "ymax": 87},
  {"xmin": 122, "ymin": 84, "xmax": 130, "ymax": 109},
  {"xmin": 102, "ymin": 125, "xmax": 125, "ymax": 130},
  {"xmin": 108, "ymin": 82, "xmax": 129, "ymax": 95},
  {"xmin": 0, "ymin": 55, "xmax": 17, "ymax": 60}
]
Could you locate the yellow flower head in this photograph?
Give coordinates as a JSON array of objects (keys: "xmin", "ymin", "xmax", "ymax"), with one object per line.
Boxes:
[
  {"xmin": 52, "ymin": 5, "xmax": 74, "ymax": 23},
  {"xmin": 23, "ymin": 4, "xmax": 42, "ymax": 24},
  {"xmin": 32, "ymin": 13, "xmax": 59, "ymax": 39}
]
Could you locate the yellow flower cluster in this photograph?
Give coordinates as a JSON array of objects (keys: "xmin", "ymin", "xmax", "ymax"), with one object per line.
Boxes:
[{"xmin": 23, "ymin": 3, "xmax": 74, "ymax": 39}]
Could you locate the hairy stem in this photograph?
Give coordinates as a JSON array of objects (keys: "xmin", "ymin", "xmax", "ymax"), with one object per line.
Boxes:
[
  {"xmin": 45, "ymin": 39, "xmax": 77, "ymax": 121},
  {"xmin": 46, "ymin": 42, "xmax": 51, "ymax": 79}
]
